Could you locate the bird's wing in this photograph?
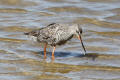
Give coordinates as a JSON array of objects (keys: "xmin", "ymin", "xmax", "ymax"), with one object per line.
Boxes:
[
  {"xmin": 43, "ymin": 23, "xmax": 60, "ymax": 36},
  {"xmin": 37, "ymin": 23, "xmax": 60, "ymax": 43}
]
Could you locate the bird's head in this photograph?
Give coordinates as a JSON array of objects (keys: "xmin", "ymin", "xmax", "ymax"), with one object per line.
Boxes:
[{"xmin": 76, "ymin": 24, "xmax": 82, "ymax": 35}]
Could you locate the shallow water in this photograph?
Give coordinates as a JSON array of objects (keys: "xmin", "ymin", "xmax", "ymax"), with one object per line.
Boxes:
[{"xmin": 0, "ymin": 0, "xmax": 120, "ymax": 80}]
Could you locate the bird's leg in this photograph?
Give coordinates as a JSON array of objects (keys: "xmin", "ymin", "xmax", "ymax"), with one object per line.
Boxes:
[
  {"xmin": 44, "ymin": 43, "xmax": 47, "ymax": 59},
  {"xmin": 51, "ymin": 46, "xmax": 56, "ymax": 60}
]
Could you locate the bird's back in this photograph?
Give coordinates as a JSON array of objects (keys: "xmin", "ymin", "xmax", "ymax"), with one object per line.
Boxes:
[
  {"xmin": 25, "ymin": 23, "xmax": 75, "ymax": 46},
  {"xmin": 43, "ymin": 23, "xmax": 74, "ymax": 45},
  {"xmin": 37, "ymin": 23, "xmax": 71, "ymax": 45}
]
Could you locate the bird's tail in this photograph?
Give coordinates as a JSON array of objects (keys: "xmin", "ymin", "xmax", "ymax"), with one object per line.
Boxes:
[
  {"xmin": 24, "ymin": 30, "xmax": 39, "ymax": 37},
  {"xmin": 24, "ymin": 32, "xmax": 29, "ymax": 35}
]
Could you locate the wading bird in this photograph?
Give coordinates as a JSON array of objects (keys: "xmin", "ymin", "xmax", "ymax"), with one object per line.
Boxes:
[{"xmin": 24, "ymin": 23, "xmax": 86, "ymax": 60}]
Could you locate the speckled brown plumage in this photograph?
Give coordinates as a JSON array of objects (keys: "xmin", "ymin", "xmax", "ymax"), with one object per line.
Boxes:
[{"xmin": 24, "ymin": 23, "xmax": 86, "ymax": 60}]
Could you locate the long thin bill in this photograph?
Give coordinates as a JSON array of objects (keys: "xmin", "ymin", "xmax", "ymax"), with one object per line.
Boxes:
[{"xmin": 78, "ymin": 35, "xmax": 86, "ymax": 55}]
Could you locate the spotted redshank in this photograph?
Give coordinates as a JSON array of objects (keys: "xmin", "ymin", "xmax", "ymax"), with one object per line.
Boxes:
[{"xmin": 24, "ymin": 23, "xmax": 86, "ymax": 60}]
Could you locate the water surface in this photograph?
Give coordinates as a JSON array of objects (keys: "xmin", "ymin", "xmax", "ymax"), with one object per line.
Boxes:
[{"xmin": 0, "ymin": 0, "xmax": 120, "ymax": 80}]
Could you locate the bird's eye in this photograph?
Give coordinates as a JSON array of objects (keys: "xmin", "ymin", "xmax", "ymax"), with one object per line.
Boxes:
[
  {"xmin": 76, "ymin": 30, "xmax": 82, "ymax": 34},
  {"xmin": 79, "ymin": 29, "xmax": 82, "ymax": 34},
  {"xmin": 76, "ymin": 31, "xmax": 79, "ymax": 34}
]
